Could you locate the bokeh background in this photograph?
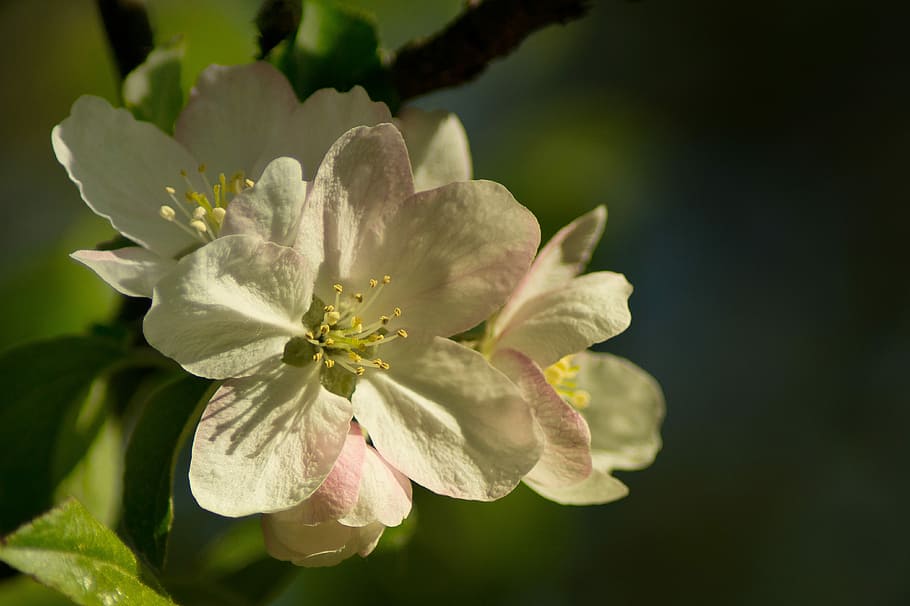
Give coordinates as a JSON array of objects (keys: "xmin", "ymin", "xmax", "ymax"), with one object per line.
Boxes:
[{"xmin": 1, "ymin": 0, "xmax": 908, "ymax": 604}]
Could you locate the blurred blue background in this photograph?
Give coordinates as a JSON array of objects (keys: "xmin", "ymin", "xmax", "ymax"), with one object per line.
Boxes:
[{"xmin": 0, "ymin": 0, "xmax": 907, "ymax": 604}]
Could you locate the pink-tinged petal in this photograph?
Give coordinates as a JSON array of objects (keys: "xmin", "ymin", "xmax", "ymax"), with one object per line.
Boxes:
[
  {"xmin": 313, "ymin": 177, "xmax": 540, "ymax": 338},
  {"xmin": 397, "ymin": 107, "xmax": 472, "ymax": 191},
  {"xmin": 576, "ymin": 351, "xmax": 665, "ymax": 470},
  {"xmin": 71, "ymin": 247, "xmax": 176, "ymax": 298},
  {"xmin": 525, "ymin": 467, "xmax": 629, "ymax": 506},
  {"xmin": 262, "ymin": 515, "xmax": 385, "ymax": 568},
  {"xmin": 52, "ymin": 96, "xmax": 201, "ymax": 258},
  {"xmin": 492, "ymin": 348, "xmax": 592, "ymax": 489},
  {"xmin": 339, "ymin": 444, "xmax": 412, "ymax": 528},
  {"xmin": 494, "ymin": 271, "xmax": 633, "ymax": 368},
  {"xmin": 353, "ymin": 338, "xmax": 542, "ymax": 501},
  {"xmin": 277, "ymin": 86, "xmax": 392, "ymax": 180},
  {"xmin": 278, "ymin": 424, "xmax": 366, "ymax": 526},
  {"xmin": 144, "ymin": 235, "xmax": 313, "ymax": 379},
  {"xmin": 220, "ymin": 157, "xmax": 307, "ymax": 247},
  {"xmin": 498, "ymin": 206, "xmax": 606, "ymax": 331},
  {"xmin": 175, "ymin": 62, "xmax": 299, "ymax": 180},
  {"xmin": 190, "ymin": 362, "xmax": 353, "ymax": 516},
  {"xmin": 308, "ymin": 124, "xmax": 414, "ymax": 290}
]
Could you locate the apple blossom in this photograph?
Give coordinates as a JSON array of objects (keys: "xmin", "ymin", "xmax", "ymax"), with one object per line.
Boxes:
[
  {"xmin": 483, "ymin": 207, "xmax": 664, "ymax": 504},
  {"xmin": 52, "ymin": 61, "xmax": 472, "ymax": 298},
  {"xmin": 143, "ymin": 124, "xmax": 543, "ymax": 516}
]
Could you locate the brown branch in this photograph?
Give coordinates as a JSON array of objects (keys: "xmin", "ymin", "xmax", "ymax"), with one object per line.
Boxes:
[
  {"xmin": 97, "ymin": 0, "xmax": 154, "ymax": 80},
  {"xmin": 390, "ymin": 0, "xmax": 591, "ymax": 102},
  {"xmin": 255, "ymin": 0, "xmax": 302, "ymax": 60}
]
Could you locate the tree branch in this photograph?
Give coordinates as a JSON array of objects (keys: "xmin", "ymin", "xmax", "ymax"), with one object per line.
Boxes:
[
  {"xmin": 390, "ymin": 0, "xmax": 591, "ymax": 102},
  {"xmin": 96, "ymin": 0, "xmax": 154, "ymax": 80}
]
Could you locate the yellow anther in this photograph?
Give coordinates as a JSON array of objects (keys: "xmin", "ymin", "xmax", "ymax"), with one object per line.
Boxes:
[
  {"xmin": 393, "ymin": 307, "xmax": 402, "ymax": 317},
  {"xmin": 164, "ymin": 186, "xmax": 176, "ymax": 195},
  {"xmin": 348, "ymin": 352, "xmax": 362, "ymax": 362},
  {"xmin": 325, "ymin": 311, "xmax": 341, "ymax": 325},
  {"xmin": 319, "ymin": 324, "xmax": 330, "ymax": 335},
  {"xmin": 313, "ymin": 351, "xmax": 323, "ymax": 362},
  {"xmin": 333, "ymin": 283, "xmax": 344, "ymax": 293},
  {"xmin": 369, "ymin": 334, "xmax": 384, "ymax": 342},
  {"xmin": 380, "ymin": 315, "xmax": 390, "ymax": 325},
  {"xmin": 324, "ymin": 359, "xmax": 335, "ymax": 369},
  {"xmin": 397, "ymin": 329, "xmax": 408, "ymax": 338},
  {"xmin": 193, "ymin": 206, "xmax": 207, "ymax": 220},
  {"xmin": 305, "ymin": 330, "xmax": 314, "ymax": 339},
  {"xmin": 383, "ymin": 275, "xmax": 391, "ymax": 284},
  {"xmin": 369, "ymin": 278, "xmax": 378, "ymax": 288},
  {"xmin": 159, "ymin": 205, "xmax": 176, "ymax": 221},
  {"xmin": 354, "ymin": 293, "xmax": 364, "ymax": 302},
  {"xmin": 372, "ymin": 358, "xmax": 384, "ymax": 366},
  {"xmin": 324, "ymin": 338, "xmax": 335, "ymax": 346},
  {"xmin": 198, "ymin": 163, "xmax": 207, "ymax": 173},
  {"xmin": 180, "ymin": 169, "xmax": 188, "ymax": 177},
  {"xmin": 190, "ymin": 219, "xmax": 207, "ymax": 233},
  {"xmin": 245, "ymin": 178, "xmax": 255, "ymax": 188},
  {"xmin": 351, "ymin": 316, "xmax": 362, "ymax": 327},
  {"xmin": 379, "ymin": 361, "xmax": 390, "ymax": 370},
  {"xmin": 355, "ymin": 366, "xmax": 365, "ymax": 376},
  {"xmin": 212, "ymin": 207, "xmax": 226, "ymax": 223},
  {"xmin": 572, "ymin": 391, "xmax": 591, "ymax": 410},
  {"xmin": 323, "ymin": 304, "xmax": 335, "ymax": 312}
]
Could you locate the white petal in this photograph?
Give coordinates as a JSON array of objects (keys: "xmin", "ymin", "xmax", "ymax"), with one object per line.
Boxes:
[
  {"xmin": 576, "ymin": 351, "xmax": 665, "ymax": 470},
  {"xmin": 353, "ymin": 338, "xmax": 542, "ymax": 501},
  {"xmin": 144, "ymin": 235, "xmax": 313, "ymax": 379},
  {"xmin": 396, "ymin": 107, "xmax": 472, "ymax": 191},
  {"xmin": 525, "ymin": 467, "xmax": 629, "ymax": 506},
  {"xmin": 190, "ymin": 363, "xmax": 353, "ymax": 516},
  {"xmin": 220, "ymin": 157, "xmax": 308, "ymax": 247},
  {"xmin": 491, "ymin": 348, "xmax": 592, "ymax": 488},
  {"xmin": 175, "ymin": 62, "xmax": 299, "ymax": 180},
  {"xmin": 279, "ymin": 85, "xmax": 392, "ymax": 180},
  {"xmin": 71, "ymin": 247, "xmax": 176, "ymax": 298},
  {"xmin": 315, "ymin": 175, "xmax": 540, "ymax": 339},
  {"xmin": 494, "ymin": 271, "xmax": 633, "ymax": 368},
  {"xmin": 497, "ymin": 206, "xmax": 606, "ymax": 330},
  {"xmin": 309, "ymin": 124, "xmax": 414, "ymax": 288},
  {"xmin": 339, "ymin": 445, "xmax": 412, "ymax": 528},
  {"xmin": 279, "ymin": 424, "xmax": 366, "ymax": 525},
  {"xmin": 262, "ymin": 515, "xmax": 384, "ymax": 568},
  {"xmin": 52, "ymin": 95, "xmax": 201, "ymax": 258}
]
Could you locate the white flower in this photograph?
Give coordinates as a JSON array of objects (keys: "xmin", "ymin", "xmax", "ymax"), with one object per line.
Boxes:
[
  {"xmin": 484, "ymin": 207, "xmax": 664, "ymax": 504},
  {"xmin": 52, "ymin": 61, "xmax": 472, "ymax": 298},
  {"xmin": 143, "ymin": 124, "xmax": 543, "ymax": 516},
  {"xmin": 261, "ymin": 422, "xmax": 411, "ymax": 568}
]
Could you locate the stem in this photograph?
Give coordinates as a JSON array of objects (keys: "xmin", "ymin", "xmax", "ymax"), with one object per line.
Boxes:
[
  {"xmin": 96, "ymin": 0, "xmax": 154, "ymax": 80},
  {"xmin": 390, "ymin": 0, "xmax": 591, "ymax": 102}
]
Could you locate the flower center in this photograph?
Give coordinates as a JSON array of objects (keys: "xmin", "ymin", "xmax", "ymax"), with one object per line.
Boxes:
[
  {"xmin": 158, "ymin": 164, "xmax": 254, "ymax": 244},
  {"xmin": 282, "ymin": 275, "xmax": 408, "ymax": 377},
  {"xmin": 544, "ymin": 355, "xmax": 591, "ymax": 410}
]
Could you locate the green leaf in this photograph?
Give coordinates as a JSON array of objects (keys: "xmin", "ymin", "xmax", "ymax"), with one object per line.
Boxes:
[
  {"xmin": 279, "ymin": 0, "xmax": 397, "ymax": 108},
  {"xmin": 122, "ymin": 374, "xmax": 215, "ymax": 571},
  {"xmin": 0, "ymin": 336, "xmax": 124, "ymax": 535},
  {"xmin": 55, "ymin": 418, "xmax": 123, "ymax": 528},
  {"xmin": 123, "ymin": 42, "xmax": 185, "ymax": 133},
  {"xmin": 0, "ymin": 499, "xmax": 175, "ymax": 606}
]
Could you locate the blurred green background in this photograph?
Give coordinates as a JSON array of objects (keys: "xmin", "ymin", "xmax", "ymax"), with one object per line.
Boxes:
[{"xmin": 1, "ymin": 0, "xmax": 908, "ymax": 604}]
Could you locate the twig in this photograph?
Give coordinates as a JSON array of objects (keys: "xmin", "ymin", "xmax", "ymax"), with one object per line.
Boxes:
[
  {"xmin": 255, "ymin": 0, "xmax": 302, "ymax": 59},
  {"xmin": 96, "ymin": 0, "xmax": 154, "ymax": 80},
  {"xmin": 390, "ymin": 0, "xmax": 591, "ymax": 102}
]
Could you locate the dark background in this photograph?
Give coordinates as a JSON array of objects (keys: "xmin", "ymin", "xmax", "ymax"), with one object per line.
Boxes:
[{"xmin": 0, "ymin": 1, "xmax": 907, "ymax": 604}]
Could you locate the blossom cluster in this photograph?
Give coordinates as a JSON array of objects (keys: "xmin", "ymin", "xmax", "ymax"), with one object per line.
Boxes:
[{"xmin": 54, "ymin": 62, "xmax": 664, "ymax": 567}]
